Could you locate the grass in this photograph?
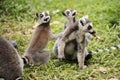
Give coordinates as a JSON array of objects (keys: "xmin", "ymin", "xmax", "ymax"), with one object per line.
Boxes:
[{"xmin": 0, "ymin": 0, "xmax": 120, "ymax": 80}]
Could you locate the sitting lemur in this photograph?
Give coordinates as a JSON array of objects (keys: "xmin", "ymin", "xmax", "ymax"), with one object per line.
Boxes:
[{"xmin": 53, "ymin": 9, "xmax": 96, "ymax": 69}]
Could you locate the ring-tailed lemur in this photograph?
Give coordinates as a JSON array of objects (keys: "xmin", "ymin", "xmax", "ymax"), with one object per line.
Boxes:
[
  {"xmin": 23, "ymin": 11, "xmax": 62, "ymax": 65},
  {"xmin": 76, "ymin": 16, "xmax": 96, "ymax": 69},
  {"xmin": 53, "ymin": 15, "xmax": 96, "ymax": 69},
  {"xmin": 53, "ymin": 9, "xmax": 92, "ymax": 61},
  {"xmin": 56, "ymin": 9, "xmax": 79, "ymax": 60},
  {"xmin": 0, "ymin": 35, "xmax": 23, "ymax": 80},
  {"xmin": 53, "ymin": 9, "xmax": 77, "ymax": 58}
]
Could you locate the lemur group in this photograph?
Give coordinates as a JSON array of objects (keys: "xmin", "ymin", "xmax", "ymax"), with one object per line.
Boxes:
[{"xmin": 0, "ymin": 9, "xmax": 120, "ymax": 80}]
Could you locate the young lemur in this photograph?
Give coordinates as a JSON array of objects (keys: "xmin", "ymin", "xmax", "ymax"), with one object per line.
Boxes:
[
  {"xmin": 53, "ymin": 9, "xmax": 92, "ymax": 61},
  {"xmin": 56, "ymin": 9, "xmax": 78, "ymax": 60},
  {"xmin": 23, "ymin": 11, "xmax": 62, "ymax": 65},
  {"xmin": 0, "ymin": 35, "xmax": 23, "ymax": 80}
]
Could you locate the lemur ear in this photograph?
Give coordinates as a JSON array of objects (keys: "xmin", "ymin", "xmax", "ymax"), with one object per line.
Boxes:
[
  {"xmin": 62, "ymin": 12, "xmax": 66, "ymax": 16},
  {"xmin": 46, "ymin": 11, "xmax": 49, "ymax": 14},
  {"xmin": 36, "ymin": 13, "xmax": 39, "ymax": 17},
  {"xmin": 73, "ymin": 10, "xmax": 77, "ymax": 14},
  {"xmin": 84, "ymin": 15, "xmax": 88, "ymax": 19}
]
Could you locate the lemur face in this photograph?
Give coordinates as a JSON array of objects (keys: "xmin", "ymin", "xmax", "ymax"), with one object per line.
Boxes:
[
  {"xmin": 78, "ymin": 15, "xmax": 96, "ymax": 35},
  {"xmin": 36, "ymin": 11, "xmax": 50, "ymax": 23},
  {"xmin": 62, "ymin": 9, "xmax": 76, "ymax": 19}
]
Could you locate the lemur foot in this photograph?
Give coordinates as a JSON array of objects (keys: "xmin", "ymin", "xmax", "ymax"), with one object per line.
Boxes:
[
  {"xmin": 58, "ymin": 55, "xmax": 65, "ymax": 61},
  {"xmin": 79, "ymin": 65, "xmax": 87, "ymax": 70},
  {"xmin": 58, "ymin": 57, "xmax": 65, "ymax": 61}
]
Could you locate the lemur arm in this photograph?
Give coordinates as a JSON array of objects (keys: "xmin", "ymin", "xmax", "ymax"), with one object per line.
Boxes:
[
  {"xmin": 61, "ymin": 25, "xmax": 78, "ymax": 41},
  {"xmin": 50, "ymin": 31, "xmax": 63, "ymax": 40}
]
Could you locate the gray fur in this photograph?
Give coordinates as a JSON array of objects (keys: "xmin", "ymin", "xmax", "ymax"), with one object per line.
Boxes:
[
  {"xmin": 0, "ymin": 35, "xmax": 23, "ymax": 80},
  {"xmin": 53, "ymin": 15, "xmax": 95, "ymax": 69},
  {"xmin": 56, "ymin": 9, "xmax": 78, "ymax": 60}
]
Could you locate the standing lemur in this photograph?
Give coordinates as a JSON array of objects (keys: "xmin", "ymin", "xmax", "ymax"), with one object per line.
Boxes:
[
  {"xmin": 23, "ymin": 11, "xmax": 62, "ymax": 65},
  {"xmin": 0, "ymin": 35, "xmax": 23, "ymax": 80},
  {"xmin": 53, "ymin": 9, "xmax": 93, "ymax": 61}
]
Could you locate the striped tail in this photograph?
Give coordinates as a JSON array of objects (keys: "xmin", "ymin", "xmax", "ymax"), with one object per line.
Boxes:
[
  {"xmin": 16, "ymin": 77, "xmax": 23, "ymax": 80},
  {"xmin": 89, "ymin": 44, "xmax": 120, "ymax": 54},
  {"xmin": 22, "ymin": 56, "xmax": 29, "ymax": 65}
]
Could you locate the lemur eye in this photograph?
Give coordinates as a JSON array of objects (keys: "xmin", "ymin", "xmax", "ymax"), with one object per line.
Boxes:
[
  {"xmin": 87, "ymin": 25, "xmax": 92, "ymax": 30},
  {"xmin": 80, "ymin": 20, "xmax": 84, "ymax": 26},
  {"xmin": 72, "ymin": 12, "xmax": 76, "ymax": 16},
  {"xmin": 40, "ymin": 14, "xmax": 43, "ymax": 18}
]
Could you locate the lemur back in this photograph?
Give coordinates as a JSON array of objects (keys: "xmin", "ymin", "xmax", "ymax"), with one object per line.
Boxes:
[
  {"xmin": 0, "ymin": 35, "xmax": 23, "ymax": 80},
  {"xmin": 24, "ymin": 11, "xmax": 62, "ymax": 65},
  {"xmin": 27, "ymin": 23, "xmax": 50, "ymax": 52}
]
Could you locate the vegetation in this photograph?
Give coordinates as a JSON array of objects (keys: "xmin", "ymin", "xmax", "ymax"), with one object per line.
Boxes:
[{"xmin": 0, "ymin": 0, "xmax": 120, "ymax": 80}]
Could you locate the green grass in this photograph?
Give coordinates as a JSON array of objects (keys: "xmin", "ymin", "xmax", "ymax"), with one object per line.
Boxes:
[{"xmin": 0, "ymin": 0, "xmax": 120, "ymax": 80}]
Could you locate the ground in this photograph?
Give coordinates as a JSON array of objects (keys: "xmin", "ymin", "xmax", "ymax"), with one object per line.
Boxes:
[{"xmin": 0, "ymin": 0, "xmax": 120, "ymax": 80}]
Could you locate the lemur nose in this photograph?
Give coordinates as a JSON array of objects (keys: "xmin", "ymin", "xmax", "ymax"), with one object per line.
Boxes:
[
  {"xmin": 89, "ymin": 30, "xmax": 96, "ymax": 34},
  {"xmin": 44, "ymin": 17, "xmax": 49, "ymax": 21}
]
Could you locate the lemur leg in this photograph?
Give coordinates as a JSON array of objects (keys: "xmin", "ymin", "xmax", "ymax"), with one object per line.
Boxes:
[
  {"xmin": 58, "ymin": 40, "xmax": 65, "ymax": 60},
  {"xmin": 52, "ymin": 38, "xmax": 59, "ymax": 58},
  {"xmin": 84, "ymin": 33, "xmax": 90, "ymax": 55},
  {"xmin": 85, "ymin": 48, "xmax": 89, "ymax": 56},
  {"xmin": 84, "ymin": 34, "xmax": 92, "ymax": 60},
  {"xmin": 31, "ymin": 50, "xmax": 50, "ymax": 65},
  {"xmin": 77, "ymin": 43, "xmax": 86, "ymax": 69}
]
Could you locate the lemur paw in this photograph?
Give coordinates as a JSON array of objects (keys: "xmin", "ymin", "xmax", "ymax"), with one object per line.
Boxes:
[
  {"xmin": 58, "ymin": 58, "xmax": 65, "ymax": 61},
  {"xmin": 58, "ymin": 56, "xmax": 65, "ymax": 61},
  {"xmin": 79, "ymin": 65, "xmax": 87, "ymax": 70}
]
